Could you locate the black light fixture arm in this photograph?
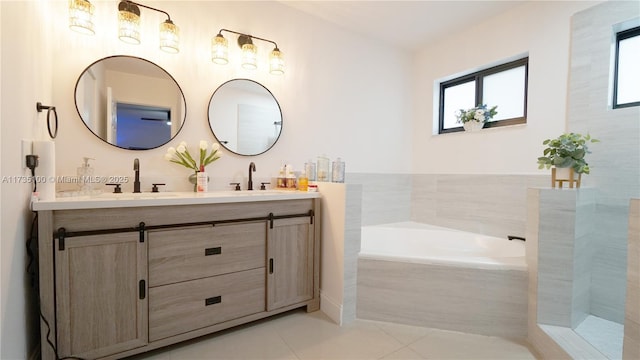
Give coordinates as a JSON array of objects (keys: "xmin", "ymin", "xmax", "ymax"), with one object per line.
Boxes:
[
  {"xmin": 121, "ymin": 0, "xmax": 172, "ymax": 22},
  {"xmin": 218, "ymin": 28, "xmax": 279, "ymax": 49}
]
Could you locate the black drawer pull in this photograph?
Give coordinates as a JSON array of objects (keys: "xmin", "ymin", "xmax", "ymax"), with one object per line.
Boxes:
[
  {"xmin": 139, "ymin": 280, "xmax": 146, "ymax": 300},
  {"xmin": 269, "ymin": 258, "xmax": 274, "ymax": 274},
  {"xmin": 205, "ymin": 296, "xmax": 222, "ymax": 306},
  {"xmin": 205, "ymin": 247, "xmax": 222, "ymax": 256}
]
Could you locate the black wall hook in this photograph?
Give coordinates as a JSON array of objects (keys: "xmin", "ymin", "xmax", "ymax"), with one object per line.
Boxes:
[{"xmin": 36, "ymin": 102, "xmax": 58, "ymax": 139}]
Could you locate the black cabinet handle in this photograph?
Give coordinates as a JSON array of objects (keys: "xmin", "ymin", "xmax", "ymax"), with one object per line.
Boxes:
[
  {"xmin": 205, "ymin": 247, "xmax": 222, "ymax": 256},
  {"xmin": 205, "ymin": 296, "xmax": 222, "ymax": 306},
  {"xmin": 139, "ymin": 280, "xmax": 146, "ymax": 300},
  {"xmin": 269, "ymin": 258, "xmax": 274, "ymax": 274}
]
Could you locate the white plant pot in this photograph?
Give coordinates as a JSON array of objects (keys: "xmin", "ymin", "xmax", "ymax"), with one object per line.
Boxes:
[
  {"xmin": 463, "ymin": 121, "xmax": 484, "ymax": 132},
  {"xmin": 554, "ymin": 167, "xmax": 572, "ymax": 180}
]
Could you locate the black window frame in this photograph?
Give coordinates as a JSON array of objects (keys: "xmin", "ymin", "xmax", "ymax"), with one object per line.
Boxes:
[
  {"xmin": 613, "ymin": 26, "xmax": 640, "ymax": 109},
  {"xmin": 438, "ymin": 57, "xmax": 529, "ymax": 134}
]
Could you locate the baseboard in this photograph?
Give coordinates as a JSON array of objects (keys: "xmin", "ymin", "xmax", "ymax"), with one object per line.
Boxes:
[
  {"xmin": 320, "ymin": 292, "xmax": 343, "ymax": 325},
  {"xmin": 28, "ymin": 343, "xmax": 40, "ymax": 360}
]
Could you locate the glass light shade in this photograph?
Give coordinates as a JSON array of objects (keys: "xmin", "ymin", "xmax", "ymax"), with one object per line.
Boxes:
[
  {"xmin": 159, "ymin": 20, "xmax": 179, "ymax": 54},
  {"xmin": 269, "ymin": 48, "xmax": 284, "ymax": 75},
  {"xmin": 241, "ymin": 43, "xmax": 258, "ymax": 70},
  {"xmin": 69, "ymin": 0, "xmax": 95, "ymax": 35},
  {"xmin": 211, "ymin": 34, "xmax": 229, "ymax": 64},
  {"xmin": 118, "ymin": 10, "xmax": 140, "ymax": 44}
]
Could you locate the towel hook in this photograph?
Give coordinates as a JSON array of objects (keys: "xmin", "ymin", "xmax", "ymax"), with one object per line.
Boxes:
[{"xmin": 36, "ymin": 102, "xmax": 58, "ymax": 139}]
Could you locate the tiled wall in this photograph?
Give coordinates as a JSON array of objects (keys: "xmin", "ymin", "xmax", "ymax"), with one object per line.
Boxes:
[
  {"xmin": 411, "ymin": 174, "xmax": 548, "ymax": 239},
  {"xmin": 532, "ymin": 188, "xmax": 596, "ymax": 328},
  {"xmin": 349, "ymin": 172, "xmax": 549, "ymax": 239},
  {"xmin": 623, "ymin": 199, "xmax": 640, "ymax": 360},
  {"xmin": 346, "ymin": 174, "xmax": 412, "ymax": 226},
  {"xmin": 567, "ymin": 1, "xmax": 640, "ymax": 324}
]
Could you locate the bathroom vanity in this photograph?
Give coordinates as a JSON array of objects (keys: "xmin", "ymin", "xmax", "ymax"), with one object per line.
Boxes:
[{"xmin": 33, "ymin": 191, "xmax": 321, "ymax": 360}]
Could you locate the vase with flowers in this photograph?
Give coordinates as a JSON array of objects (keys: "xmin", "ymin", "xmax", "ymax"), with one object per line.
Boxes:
[
  {"xmin": 164, "ymin": 140, "xmax": 222, "ymax": 191},
  {"xmin": 456, "ymin": 104, "xmax": 498, "ymax": 132}
]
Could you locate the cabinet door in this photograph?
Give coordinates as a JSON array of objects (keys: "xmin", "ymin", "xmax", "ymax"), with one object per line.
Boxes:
[
  {"xmin": 267, "ymin": 217, "xmax": 314, "ymax": 311},
  {"xmin": 55, "ymin": 232, "xmax": 147, "ymax": 359}
]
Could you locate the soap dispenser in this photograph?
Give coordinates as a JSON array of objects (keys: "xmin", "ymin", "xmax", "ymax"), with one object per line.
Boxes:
[{"xmin": 77, "ymin": 157, "xmax": 95, "ymax": 193}]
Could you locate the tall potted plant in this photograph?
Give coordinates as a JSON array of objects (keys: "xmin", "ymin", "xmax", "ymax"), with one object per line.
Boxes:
[{"xmin": 537, "ymin": 132, "xmax": 599, "ymax": 188}]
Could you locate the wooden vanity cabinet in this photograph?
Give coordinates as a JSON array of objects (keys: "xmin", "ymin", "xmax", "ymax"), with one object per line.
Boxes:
[
  {"xmin": 147, "ymin": 222, "xmax": 267, "ymax": 341},
  {"xmin": 55, "ymin": 232, "xmax": 147, "ymax": 359},
  {"xmin": 37, "ymin": 199, "xmax": 320, "ymax": 360},
  {"xmin": 267, "ymin": 217, "xmax": 315, "ymax": 311}
]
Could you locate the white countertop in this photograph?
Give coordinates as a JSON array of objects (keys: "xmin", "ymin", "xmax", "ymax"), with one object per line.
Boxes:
[{"xmin": 32, "ymin": 190, "xmax": 321, "ymax": 211}]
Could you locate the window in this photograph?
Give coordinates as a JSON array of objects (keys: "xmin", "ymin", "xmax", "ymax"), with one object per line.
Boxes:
[
  {"xmin": 613, "ymin": 27, "xmax": 640, "ymax": 108},
  {"xmin": 439, "ymin": 58, "xmax": 528, "ymax": 134}
]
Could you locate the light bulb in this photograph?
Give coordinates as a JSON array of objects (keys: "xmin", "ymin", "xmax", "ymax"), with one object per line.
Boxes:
[
  {"xmin": 269, "ymin": 48, "xmax": 284, "ymax": 75},
  {"xmin": 118, "ymin": 2, "xmax": 140, "ymax": 45},
  {"xmin": 69, "ymin": 0, "xmax": 95, "ymax": 35},
  {"xmin": 211, "ymin": 34, "xmax": 229, "ymax": 64},
  {"xmin": 160, "ymin": 20, "xmax": 179, "ymax": 54},
  {"xmin": 241, "ymin": 43, "xmax": 257, "ymax": 70}
]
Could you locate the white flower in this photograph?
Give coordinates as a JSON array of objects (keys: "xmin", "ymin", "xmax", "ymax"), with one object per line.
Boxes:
[
  {"xmin": 216, "ymin": 150, "xmax": 223, "ymax": 158},
  {"xmin": 199, "ymin": 140, "xmax": 208, "ymax": 151},
  {"xmin": 179, "ymin": 141, "xmax": 187, "ymax": 148},
  {"xmin": 164, "ymin": 153, "xmax": 173, "ymax": 161},
  {"xmin": 167, "ymin": 147, "xmax": 176, "ymax": 155},
  {"xmin": 177, "ymin": 144, "xmax": 186, "ymax": 153},
  {"xmin": 211, "ymin": 143, "xmax": 220, "ymax": 151}
]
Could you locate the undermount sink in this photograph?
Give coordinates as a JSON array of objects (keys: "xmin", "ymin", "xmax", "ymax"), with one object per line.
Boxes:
[
  {"xmin": 227, "ymin": 190, "xmax": 291, "ymax": 195},
  {"xmin": 91, "ymin": 192, "xmax": 181, "ymax": 199}
]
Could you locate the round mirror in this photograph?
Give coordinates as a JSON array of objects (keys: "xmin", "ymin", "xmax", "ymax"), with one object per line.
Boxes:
[
  {"xmin": 74, "ymin": 55, "xmax": 186, "ymax": 150},
  {"xmin": 208, "ymin": 79, "xmax": 282, "ymax": 156}
]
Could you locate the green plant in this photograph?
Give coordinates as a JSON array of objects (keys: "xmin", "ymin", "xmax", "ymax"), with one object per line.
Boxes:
[{"xmin": 537, "ymin": 133, "xmax": 599, "ymax": 174}]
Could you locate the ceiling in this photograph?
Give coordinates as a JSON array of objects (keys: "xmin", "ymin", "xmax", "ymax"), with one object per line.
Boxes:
[{"xmin": 279, "ymin": 1, "xmax": 528, "ymax": 51}]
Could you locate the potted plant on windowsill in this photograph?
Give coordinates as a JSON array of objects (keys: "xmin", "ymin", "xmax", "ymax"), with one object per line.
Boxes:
[
  {"xmin": 456, "ymin": 104, "xmax": 498, "ymax": 132},
  {"xmin": 537, "ymin": 132, "xmax": 599, "ymax": 188}
]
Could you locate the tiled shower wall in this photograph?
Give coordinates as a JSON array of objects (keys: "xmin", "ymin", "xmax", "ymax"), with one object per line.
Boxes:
[{"xmin": 567, "ymin": 1, "xmax": 640, "ymax": 324}]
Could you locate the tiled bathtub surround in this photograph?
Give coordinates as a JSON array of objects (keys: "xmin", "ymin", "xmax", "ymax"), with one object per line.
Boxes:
[
  {"xmin": 567, "ymin": 0, "xmax": 640, "ymax": 324},
  {"xmin": 346, "ymin": 174, "xmax": 411, "ymax": 226},
  {"xmin": 357, "ymin": 258, "xmax": 528, "ymax": 339},
  {"xmin": 348, "ymin": 173, "xmax": 548, "ymax": 239},
  {"xmin": 411, "ymin": 174, "xmax": 548, "ymax": 239}
]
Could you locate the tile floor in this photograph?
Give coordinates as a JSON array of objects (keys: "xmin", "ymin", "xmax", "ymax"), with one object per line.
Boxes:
[
  {"xmin": 129, "ymin": 309, "xmax": 537, "ymax": 360},
  {"xmin": 574, "ymin": 315, "xmax": 623, "ymax": 359}
]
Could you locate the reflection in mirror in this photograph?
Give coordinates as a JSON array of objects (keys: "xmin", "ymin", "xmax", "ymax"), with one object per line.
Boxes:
[
  {"xmin": 74, "ymin": 55, "xmax": 186, "ymax": 150},
  {"xmin": 208, "ymin": 79, "xmax": 282, "ymax": 156}
]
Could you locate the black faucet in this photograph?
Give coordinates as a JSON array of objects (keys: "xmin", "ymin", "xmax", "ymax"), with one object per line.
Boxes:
[
  {"xmin": 133, "ymin": 158, "xmax": 141, "ymax": 193},
  {"xmin": 248, "ymin": 162, "xmax": 256, "ymax": 190}
]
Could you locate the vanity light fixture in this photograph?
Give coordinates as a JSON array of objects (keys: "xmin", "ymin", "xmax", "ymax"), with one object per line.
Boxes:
[
  {"xmin": 117, "ymin": 0, "xmax": 180, "ymax": 53},
  {"xmin": 69, "ymin": 0, "xmax": 95, "ymax": 35},
  {"xmin": 212, "ymin": 29, "xmax": 284, "ymax": 75}
]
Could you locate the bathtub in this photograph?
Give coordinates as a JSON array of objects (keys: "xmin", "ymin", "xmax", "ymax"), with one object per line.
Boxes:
[{"xmin": 356, "ymin": 222, "xmax": 528, "ymax": 339}]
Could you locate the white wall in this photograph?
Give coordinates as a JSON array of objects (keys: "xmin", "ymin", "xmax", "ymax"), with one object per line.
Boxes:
[
  {"xmin": 1, "ymin": 1, "xmax": 412, "ymax": 357},
  {"xmin": 1, "ymin": 1, "xmax": 54, "ymax": 358},
  {"xmin": 412, "ymin": 1, "xmax": 599, "ymax": 175},
  {"xmin": 48, "ymin": 0, "xmax": 413, "ymax": 195}
]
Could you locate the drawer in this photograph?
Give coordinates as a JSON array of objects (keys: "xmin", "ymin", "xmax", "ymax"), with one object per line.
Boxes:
[
  {"xmin": 149, "ymin": 267, "xmax": 266, "ymax": 341},
  {"xmin": 148, "ymin": 222, "xmax": 266, "ymax": 287}
]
